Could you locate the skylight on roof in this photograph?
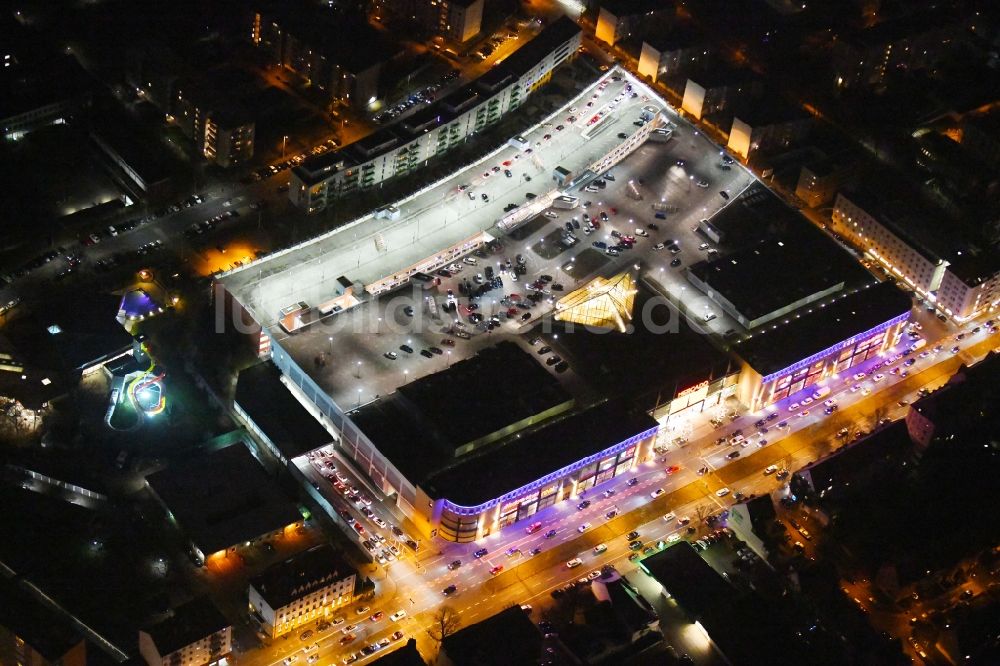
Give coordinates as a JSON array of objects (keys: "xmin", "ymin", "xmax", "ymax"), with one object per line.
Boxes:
[{"xmin": 47, "ymin": 324, "xmax": 62, "ymax": 335}]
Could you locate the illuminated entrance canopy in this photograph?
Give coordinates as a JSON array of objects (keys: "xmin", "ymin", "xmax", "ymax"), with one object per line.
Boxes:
[{"xmin": 554, "ymin": 271, "xmax": 637, "ymax": 332}]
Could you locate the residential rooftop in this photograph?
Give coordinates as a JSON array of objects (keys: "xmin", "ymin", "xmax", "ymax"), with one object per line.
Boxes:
[
  {"xmin": 733, "ymin": 280, "xmax": 913, "ymax": 378},
  {"xmin": 441, "ymin": 606, "xmax": 541, "ymax": 666},
  {"xmin": 143, "ymin": 597, "xmax": 230, "ymax": 656},
  {"xmin": 258, "ymin": 0, "xmax": 398, "ymax": 74},
  {"xmin": 249, "ymin": 544, "xmax": 357, "ymax": 610},
  {"xmin": 235, "ymin": 361, "xmax": 333, "ymax": 460},
  {"xmin": 369, "ymin": 638, "xmax": 427, "ymax": 666},
  {"xmin": 293, "ymin": 17, "xmax": 580, "ymax": 187},
  {"xmin": 844, "ymin": 8, "xmax": 963, "ymax": 49},
  {"xmin": 687, "ymin": 61, "xmax": 759, "ymax": 88},
  {"xmin": 599, "ymin": 0, "xmax": 668, "ymax": 16},
  {"xmin": 0, "ymin": 579, "xmax": 83, "ymax": 661},
  {"xmin": 795, "ymin": 420, "xmax": 913, "ymax": 497},
  {"xmin": 839, "ymin": 187, "xmax": 1000, "ymax": 280},
  {"xmin": 641, "ymin": 21, "xmax": 706, "ymax": 52},
  {"xmin": 478, "ymin": 16, "xmax": 580, "ymax": 90},
  {"xmin": 910, "ymin": 351, "xmax": 1000, "ymax": 435},
  {"xmin": 146, "ymin": 442, "xmax": 301, "ymax": 555},
  {"xmin": 730, "ymin": 94, "xmax": 810, "ymax": 127},
  {"xmin": 640, "ymin": 542, "xmax": 732, "ymax": 620},
  {"xmin": 641, "ymin": 542, "xmax": 826, "ymax": 665}
]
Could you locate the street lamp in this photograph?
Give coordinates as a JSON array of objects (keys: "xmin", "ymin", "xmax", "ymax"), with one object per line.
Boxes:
[
  {"xmin": 355, "ymin": 361, "xmax": 362, "ymax": 378},
  {"xmin": 282, "ymin": 135, "xmax": 288, "ymax": 159},
  {"xmin": 328, "ymin": 336, "xmax": 334, "ymax": 356}
]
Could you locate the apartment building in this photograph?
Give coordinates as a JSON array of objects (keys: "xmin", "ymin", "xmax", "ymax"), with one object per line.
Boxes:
[
  {"xmin": 248, "ymin": 544, "xmax": 358, "ymax": 638},
  {"xmin": 290, "ymin": 17, "xmax": 581, "ymax": 212},
  {"xmin": 636, "ymin": 24, "xmax": 711, "ymax": 83},
  {"xmin": 726, "ymin": 97, "xmax": 811, "ymax": 162},
  {"xmin": 426, "ymin": 0, "xmax": 484, "ymax": 43},
  {"xmin": 681, "ymin": 64, "xmax": 762, "ymax": 121},
  {"xmin": 832, "ymin": 10, "xmax": 965, "ymax": 89},
  {"xmin": 172, "ymin": 79, "xmax": 254, "ymax": 168},
  {"xmin": 832, "ymin": 189, "xmax": 1000, "ymax": 320},
  {"xmin": 595, "ymin": 0, "xmax": 672, "ymax": 47},
  {"xmin": 251, "ymin": 2, "xmax": 398, "ymax": 109},
  {"xmin": 832, "ymin": 189, "xmax": 948, "ymax": 298},
  {"xmin": 139, "ymin": 597, "xmax": 232, "ymax": 666}
]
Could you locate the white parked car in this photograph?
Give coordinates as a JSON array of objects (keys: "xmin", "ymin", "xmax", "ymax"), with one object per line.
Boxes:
[
  {"xmin": 662, "ymin": 512, "xmax": 676, "ymax": 522},
  {"xmin": 566, "ymin": 558, "xmax": 583, "ymax": 568},
  {"xmin": 390, "ymin": 610, "xmax": 407, "ymax": 622},
  {"xmin": 715, "ymin": 488, "xmax": 730, "ymax": 497},
  {"xmin": 577, "ymin": 523, "xmax": 591, "ymax": 533},
  {"xmin": 650, "ymin": 488, "xmax": 664, "ymax": 499}
]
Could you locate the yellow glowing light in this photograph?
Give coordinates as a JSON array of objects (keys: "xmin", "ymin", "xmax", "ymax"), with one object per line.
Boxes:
[{"xmin": 554, "ymin": 271, "xmax": 637, "ymax": 332}]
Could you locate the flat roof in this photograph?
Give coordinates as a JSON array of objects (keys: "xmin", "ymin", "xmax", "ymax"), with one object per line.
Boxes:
[
  {"xmin": 733, "ymin": 280, "xmax": 913, "ymax": 378},
  {"xmin": 235, "ymin": 361, "xmax": 333, "ymax": 460},
  {"xmin": 796, "ymin": 420, "xmax": 913, "ymax": 494},
  {"xmin": 249, "ymin": 544, "xmax": 356, "ymax": 610},
  {"xmin": 553, "ymin": 286, "xmax": 736, "ymax": 409},
  {"xmin": 143, "ymin": 597, "xmax": 229, "ymax": 655},
  {"xmin": 90, "ymin": 102, "xmax": 176, "ymax": 185},
  {"xmin": 0, "ymin": 292, "xmax": 133, "ymax": 375},
  {"xmin": 688, "ymin": 61, "xmax": 759, "ymax": 89},
  {"xmin": 911, "ymin": 352, "xmax": 1000, "ymax": 433},
  {"xmin": 441, "ymin": 606, "xmax": 541, "ymax": 666},
  {"xmin": 640, "ymin": 542, "xmax": 732, "ymax": 619},
  {"xmin": 222, "ymin": 68, "xmax": 663, "ymax": 332},
  {"xmin": 845, "ymin": 8, "xmax": 960, "ymax": 48},
  {"xmin": 369, "ymin": 638, "xmax": 427, "ymax": 666},
  {"xmin": 295, "ymin": 18, "xmax": 580, "ymax": 187},
  {"xmin": 599, "ymin": 0, "xmax": 666, "ymax": 16},
  {"xmin": 146, "ymin": 442, "xmax": 301, "ymax": 555},
  {"xmin": 396, "ymin": 341, "xmax": 572, "ymax": 452},
  {"xmin": 641, "ymin": 21, "xmax": 705, "ymax": 52},
  {"xmin": 422, "ymin": 399, "xmax": 658, "ymax": 505},
  {"xmin": 0, "ymin": 579, "xmax": 82, "ymax": 660},
  {"xmin": 731, "ymin": 95, "xmax": 810, "ymax": 127},
  {"xmin": 478, "ymin": 17, "xmax": 580, "ymax": 91},
  {"xmin": 687, "ymin": 184, "xmax": 873, "ymax": 317},
  {"xmin": 688, "ymin": 224, "xmax": 864, "ymax": 321},
  {"xmin": 260, "ymin": 0, "xmax": 397, "ymax": 73},
  {"xmin": 840, "ymin": 187, "xmax": 1000, "ymax": 282}
]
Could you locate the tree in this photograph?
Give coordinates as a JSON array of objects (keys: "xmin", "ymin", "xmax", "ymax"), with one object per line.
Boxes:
[
  {"xmin": 868, "ymin": 405, "xmax": 890, "ymax": 431},
  {"xmin": 426, "ymin": 605, "xmax": 461, "ymax": 645}
]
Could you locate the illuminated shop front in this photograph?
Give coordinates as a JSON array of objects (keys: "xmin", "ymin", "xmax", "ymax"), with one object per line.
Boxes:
[
  {"xmin": 652, "ymin": 371, "xmax": 741, "ymax": 424},
  {"xmin": 739, "ymin": 310, "xmax": 909, "ymax": 412},
  {"xmin": 429, "ymin": 420, "xmax": 658, "ymax": 543}
]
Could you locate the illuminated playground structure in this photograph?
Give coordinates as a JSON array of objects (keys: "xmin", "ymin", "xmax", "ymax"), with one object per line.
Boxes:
[
  {"xmin": 105, "ymin": 339, "xmax": 167, "ymax": 428},
  {"xmin": 131, "ymin": 367, "xmax": 166, "ymax": 415}
]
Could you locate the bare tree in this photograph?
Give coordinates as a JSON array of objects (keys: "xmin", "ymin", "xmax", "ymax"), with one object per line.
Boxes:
[
  {"xmin": 695, "ymin": 505, "xmax": 711, "ymax": 522},
  {"xmin": 426, "ymin": 605, "xmax": 461, "ymax": 645},
  {"xmin": 869, "ymin": 405, "xmax": 890, "ymax": 430}
]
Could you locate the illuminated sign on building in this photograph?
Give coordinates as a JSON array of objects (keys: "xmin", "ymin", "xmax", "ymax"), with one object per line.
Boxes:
[{"xmin": 677, "ymin": 380, "xmax": 709, "ymax": 399}]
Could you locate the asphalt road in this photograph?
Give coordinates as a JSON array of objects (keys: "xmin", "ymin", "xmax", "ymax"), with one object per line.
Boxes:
[{"xmin": 247, "ymin": 320, "xmax": 998, "ymax": 666}]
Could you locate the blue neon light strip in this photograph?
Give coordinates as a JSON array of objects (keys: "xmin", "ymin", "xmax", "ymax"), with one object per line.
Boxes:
[
  {"xmin": 760, "ymin": 311, "xmax": 910, "ymax": 385},
  {"xmin": 441, "ymin": 425, "xmax": 660, "ymax": 515}
]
